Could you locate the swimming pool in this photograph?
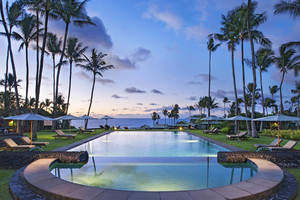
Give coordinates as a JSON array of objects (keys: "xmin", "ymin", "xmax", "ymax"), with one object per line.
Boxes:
[{"xmin": 51, "ymin": 131, "xmax": 256, "ymax": 191}]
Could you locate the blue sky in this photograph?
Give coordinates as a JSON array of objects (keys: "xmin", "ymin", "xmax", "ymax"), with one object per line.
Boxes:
[{"xmin": 0, "ymin": 0, "xmax": 299, "ymax": 118}]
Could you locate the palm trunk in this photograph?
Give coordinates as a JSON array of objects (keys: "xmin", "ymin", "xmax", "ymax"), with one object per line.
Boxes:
[
  {"xmin": 259, "ymin": 69, "xmax": 264, "ymax": 132},
  {"xmin": 5, "ymin": 47, "xmax": 9, "ymax": 94},
  {"xmin": 55, "ymin": 23, "xmax": 69, "ymax": 118},
  {"xmin": 35, "ymin": 10, "xmax": 39, "ymax": 110},
  {"xmin": 208, "ymin": 50, "xmax": 211, "ymax": 117},
  {"xmin": 66, "ymin": 61, "xmax": 72, "ymax": 114},
  {"xmin": 247, "ymin": 0, "xmax": 257, "ymax": 138},
  {"xmin": 86, "ymin": 73, "xmax": 96, "ymax": 129},
  {"xmin": 35, "ymin": 10, "xmax": 49, "ymax": 114},
  {"xmin": 224, "ymin": 102, "xmax": 226, "ymax": 117},
  {"xmin": 241, "ymin": 39, "xmax": 251, "ymax": 135},
  {"xmin": 231, "ymin": 47, "xmax": 238, "ymax": 134},
  {"xmin": 0, "ymin": 0, "xmax": 21, "ymax": 134},
  {"xmin": 51, "ymin": 55, "xmax": 56, "ymax": 131},
  {"xmin": 25, "ymin": 44, "xmax": 29, "ymax": 106},
  {"xmin": 279, "ymin": 72, "xmax": 285, "ymax": 113}
]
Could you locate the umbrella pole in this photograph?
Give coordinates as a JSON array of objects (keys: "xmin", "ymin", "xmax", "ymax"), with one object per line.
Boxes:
[
  {"xmin": 30, "ymin": 121, "xmax": 33, "ymax": 145},
  {"xmin": 278, "ymin": 121, "xmax": 280, "ymax": 147}
]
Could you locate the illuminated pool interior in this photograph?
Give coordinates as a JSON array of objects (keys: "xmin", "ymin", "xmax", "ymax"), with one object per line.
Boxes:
[{"xmin": 51, "ymin": 131, "xmax": 257, "ymax": 191}]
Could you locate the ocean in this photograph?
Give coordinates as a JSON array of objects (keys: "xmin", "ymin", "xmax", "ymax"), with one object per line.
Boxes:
[{"xmin": 71, "ymin": 118, "xmax": 182, "ymax": 129}]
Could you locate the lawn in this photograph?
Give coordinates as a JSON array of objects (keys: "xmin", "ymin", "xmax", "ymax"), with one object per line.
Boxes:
[{"xmin": 0, "ymin": 129, "xmax": 299, "ymax": 199}]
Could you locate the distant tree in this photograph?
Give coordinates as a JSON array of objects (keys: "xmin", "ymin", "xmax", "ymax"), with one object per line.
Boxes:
[
  {"xmin": 162, "ymin": 109, "xmax": 168, "ymax": 125},
  {"xmin": 223, "ymin": 97, "xmax": 230, "ymax": 117},
  {"xmin": 291, "ymin": 81, "xmax": 300, "ymax": 128},
  {"xmin": 187, "ymin": 105, "xmax": 195, "ymax": 117},
  {"xmin": 151, "ymin": 112, "xmax": 157, "ymax": 126},
  {"xmin": 264, "ymin": 98, "xmax": 275, "ymax": 115}
]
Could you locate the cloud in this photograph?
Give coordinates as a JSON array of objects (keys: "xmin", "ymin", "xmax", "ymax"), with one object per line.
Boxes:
[
  {"xmin": 195, "ymin": 73, "xmax": 217, "ymax": 81},
  {"xmin": 107, "ymin": 54, "xmax": 136, "ymax": 70},
  {"xmin": 151, "ymin": 89, "xmax": 164, "ymax": 94},
  {"xmin": 96, "ymin": 78, "xmax": 115, "ymax": 85},
  {"xmin": 211, "ymin": 89, "xmax": 228, "ymax": 99},
  {"xmin": 187, "ymin": 81, "xmax": 203, "ymax": 85},
  {"xmin": 137, "ymin": 103, "xmax": 143, "ymax": 105},
  {"xmin": 184, "ymin": 24, "xmax": 210, "ymax": 41},
  {"xmin": 132, "ymin": 47, "xmax": 151, "ymax": 62},
  {"xmin": 112, "ymin": 94, "xmax": 125, "ymax": 99},
  {"xmin": 125, "ymin": 87, "xmax": 146, "ymax": 94},
  {"xmin": 49, "ymin": 15, "xmax": 112, "ymax": 49},
  {"xmin": 143, "ymin": 5, "xmax": 182, "ymax": 31},
  {"xmin": 187, "ymin": 96, "xmax": 197, "ymax": 101},
  {"xmin": 150, "ymin": 103, "xmax": 157, "ymax": 106},
  {"xmin": 270, "ymin": 69, "xmax": 297, "ymax": 85}
]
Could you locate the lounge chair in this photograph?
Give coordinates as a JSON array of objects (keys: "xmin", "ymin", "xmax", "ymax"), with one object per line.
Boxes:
[
  {"xmin": 2, "ymin": 138, "xmax": 35, "ymax": 150},
  {"xmin": 267, "ymin": 140, "xmax": 298, "ymax": 151},
  {"xmin": 203, "ymin": 127, "xmax": 218, "ymax": 134},
  {"xmin": 78, "ymin": 126, "xmax": 94, "ymax": 134},
  {"xmin": 20, "ymin": 136, "xmax": 50, "ymax": 147},
  {"xmin": 226, "ymin": 132, "xmax": 248, "ymax": 140},
  {"xmin": 53, "ymin": 130, "xmax": 77, "ymax": 139},
  {"xmin": 254, "ymin": 138, "xmax": 283, "ymax": 149}
]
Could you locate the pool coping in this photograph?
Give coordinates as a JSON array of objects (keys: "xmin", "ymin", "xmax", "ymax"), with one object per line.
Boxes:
[{"xmin": 23, "ymin": 158, "xmax": 284, "ymax": 200}]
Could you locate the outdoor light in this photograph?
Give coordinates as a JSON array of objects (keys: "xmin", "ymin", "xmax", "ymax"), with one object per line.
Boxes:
[
  {"xmin": 114, "ymin": 127, "xmax": 117, "ymax": 130},
  {"xmin": 179, "ymin": 127, "xmax": 183, "ymax": 130}
]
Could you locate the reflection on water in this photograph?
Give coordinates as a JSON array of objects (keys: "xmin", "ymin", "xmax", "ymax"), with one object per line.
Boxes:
[
  {"xmin": 51, "ymin": 131, "xmax": 257, "ymax": 191},
  {"xmin": 51, "ymin": 156, "xmax": 256, "ymax": 191}
]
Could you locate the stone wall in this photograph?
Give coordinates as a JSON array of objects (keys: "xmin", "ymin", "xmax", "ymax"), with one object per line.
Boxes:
[
  {"xmin": 218, "ymin": 151, "xmax": 300, "ymax": 168},
  {"xmin": 0, "ymin": 151, "xmax": 88, "ymax": 169}
]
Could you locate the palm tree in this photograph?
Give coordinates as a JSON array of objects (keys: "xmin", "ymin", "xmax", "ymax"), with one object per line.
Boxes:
[
  {"xmin": 210, "ymin": 11, "xmax": 239, "ymax": 133},
  {"xmin": 207, "ymin": 37, "xmax": 220, "ymax": 117},
  {"xmin": 40, "ymin": 98, "xmax": 52, "ymax": 112},
  {"xmin": 291, "ymin": 81, "xmax": 300, "ymax": 128},
  {"xmin": 253, "ymin": 48, "xmax": 274, "ymax": 115},
  {"xmin": 223, "ymin": 97, "xmax": 230, "ymax": 117},
  {"xmin": 264, "ymin": 98, "xmax": 275, "ymax": 115},
  {"xmin": 151, "ymin": 112, "xmax": 158, "ymax": 126},
  {"xmin": 195, "ymin": 98, "xmax": 203, "ymax": 115},
  {"xmin": 274, "ymin": 44, "xmax": 300, "ymax": 113},
  {"xmin": 45, "ymin": 33, "xmax": 62, "ymax": 120},
  {"xmin": 162, "ymin": 109, "xmax": 168, "ymax": 125},
  {"xmin": 274, "ymin": 0, "xmax": 300, "ymax": 19},
  {"xmin": 78, "ymin": 49, "xmax": 113, "ymax": 128},
  {"xmin": 0, "ymin": 1, "xmax": 22, "ymax": 123},
  {"xmin": 187, "ymin": 105, "xmax": 195, "ymax": 117},
  {"xmin": 55, "ymin": 0, "xmax": 93, "ymax": 116},
  {"xmin": 65, "ymin": 37, "xmax": 87, "ymax": 114},
  {"xmin": 12, "ymin": 13, "xmax": 37, "ymax": 106},
  {"xmin": 269, "ymin": 85, "xmax": 279, "ymax": 113}
]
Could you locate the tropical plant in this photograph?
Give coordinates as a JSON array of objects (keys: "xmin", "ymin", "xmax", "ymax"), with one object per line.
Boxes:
[
  {"xmin": 273, "ymin": 43, "xmax": 300, "ymax": 113},
  {"xmin": 210, "ymin": 10, "xmax": 239, "ymax": 133},
  {"xmin": 269, "ymin": 85, "xmax": 279, "ymax": 113},
  {"xmin": 291, "ymin": 81, "xmax": 300, "ymax": 128},
  {"xmin": 162, "ymin": 109, "xmax": 168, "ymax": 125},
  {"xmin": 274, "ymin": 0, "xmax": 300, "ymax": 19},
  {"xmin": 264, "ymin": 98, "xmax": 275, "ymax": 115},
  {"xmin": 207, "ymin": 37, "xmax": 220, "ymax": 116},
  {"xmin": 187, "ymin": 105, "xmax": 195, "ymax": 117},
  {"xmin": 40, "ymin": 98, "xmax": 52, "ymax": 112},
  {"xmin": 252, "ymin": 48, "xmax": 274, "ymax": 117},
  {"xmin": 78, "ymin": 49, "xmax": 113, "ymax": 128},
  {"xmin": 65, "ymin": 37, "xmax": 87, "ymax": 114},
  {"xmin": 55, "ymin": 0, "xmax": 94, "ymax": 117},
  {"xmin": 223, "ymin": 97, "xmax": 230, "ymax": 117},
  {"xmin": 171, "ymin": 104, "xmax": 180, "ymax": 124},
  {"xmin": 12, "ymin": 13, "xmax": 37, "ymax": 106}
]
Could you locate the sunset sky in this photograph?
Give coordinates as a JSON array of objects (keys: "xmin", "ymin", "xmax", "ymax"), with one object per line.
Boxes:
[{"xmin": 0, "ymin": 0, "xmax": 299, "ymax": 118}]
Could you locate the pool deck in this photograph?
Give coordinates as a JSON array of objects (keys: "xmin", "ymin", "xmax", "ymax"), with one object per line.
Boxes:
[{"xmin": 23, "ymin": 158, "xmax": 283, "ymax": 200}]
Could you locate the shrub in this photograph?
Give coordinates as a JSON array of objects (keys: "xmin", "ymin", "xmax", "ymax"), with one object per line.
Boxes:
[
  {"xmin": 221, "ymin": 127, "xmax": 232, "ymax": 134},
  {"xmin": 262, "ymin": 129, "xmax": 300, "ymax": 140}
]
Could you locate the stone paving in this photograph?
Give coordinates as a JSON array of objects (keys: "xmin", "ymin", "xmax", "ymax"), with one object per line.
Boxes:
[{"xmin": 19, "ymin": 158, "xmax": 284, "ymax": 200}]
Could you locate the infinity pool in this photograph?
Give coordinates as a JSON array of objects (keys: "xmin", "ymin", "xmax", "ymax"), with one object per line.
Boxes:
[{"xmin": 51, "ymin": 131, "xmax": 256, "ymax": 191}]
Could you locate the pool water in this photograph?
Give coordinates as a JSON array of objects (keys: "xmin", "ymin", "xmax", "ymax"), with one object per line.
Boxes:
[{"xmin": 51, "ymin": 131, "xmax": 256, "ymax": 191}]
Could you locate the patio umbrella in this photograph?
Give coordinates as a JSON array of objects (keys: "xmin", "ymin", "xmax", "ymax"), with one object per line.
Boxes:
[
  {"xmin": 79, "ymin": 115, "xmax": 99, "ymax": 129},
  {"xmin": 254, "ymin": 114, "xmax": 300, "ymax": 147},
  {"xmin": 55, "ymin": 114, "xmax": 80, "ymax": 134},
  {"xmin": 201, "ymin": 116, "xmax": 224, "ymax": 128},
  {"xmin": 4, "ymin": 113, "xmax": 53, "ymax": 145},
  {"xmin": 225, "ymin": 115, "xmax": 251, "ymax": 133},
  {"xmin": 101, "ymin": 115, "xmax": 114, "ymax": 125}
]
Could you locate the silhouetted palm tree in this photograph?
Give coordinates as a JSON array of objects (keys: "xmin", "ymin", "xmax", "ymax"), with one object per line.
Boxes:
[
  {"xmin": 223, "ymin": 97, "xmax": 230, "ymax": 117},
  {"xmin": 187, "ymin": 105, "xmax": 195, "ymax": 117},
  {"xmin": 162, "ymin": 109, "xmax": 168, "ymax": 125},
  {"xmin": 269, "ymin": 85, "xmax": 279, "ymax": 113},
  {"xmin": 274, "ymin": 43, "xmax": 300, "ymax": 113},
  {"xmin": 274, "ymin": 0, "xmax": 300, "ymax": 19},
  {"xmin": 12, "ymin": 13, "xmax": 37, "ymax": 106},
  {"xmin": 78, "ymin": 49, "xmax": 113, "ymax": 128},
  {"xmin": 207, "ymin": 37, "xmax": 220, "ymax": 117},
  {"xmin": 65, "ymin": 37, "xmax": 87, "ymax": 114}
]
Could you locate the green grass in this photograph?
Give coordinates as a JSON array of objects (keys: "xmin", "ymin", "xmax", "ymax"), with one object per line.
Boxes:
[
  {"xmin": 0, "ymin": 169, "xmax": 16, "ymax": 200},
  {"xmin": 1, "ymin": 129, "xmax": 300, "ymax": 199}
]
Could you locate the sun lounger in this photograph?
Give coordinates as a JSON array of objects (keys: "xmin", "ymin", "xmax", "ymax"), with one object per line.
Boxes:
[
  {"xmin": 254, "ymin": 138, "xmax": 283, "ymax": 149},
  {"xmin": 78, "ymin": 126, "xmax": 94, "ymax": 134},
  {"xmin": 226, "ymin": 132, "xmax": 248, "ymax": 140},
  {"xmin": 2, "ymin": 138, "xmax": 35, "ymax": 150},
  {"xmin": 53, "ymin": 130, "xmax": 77, "ymax": 139},
  {"xmin": 203, "ymin": 127, "xmax": 218, "ymax": 134},
  {"xmin": 267, "ymin": 140, "xmax": 297, "ymax": 151},
  {"xmin": 20, "ymin": 136, "xmax": 50, "ymax": 147}
]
